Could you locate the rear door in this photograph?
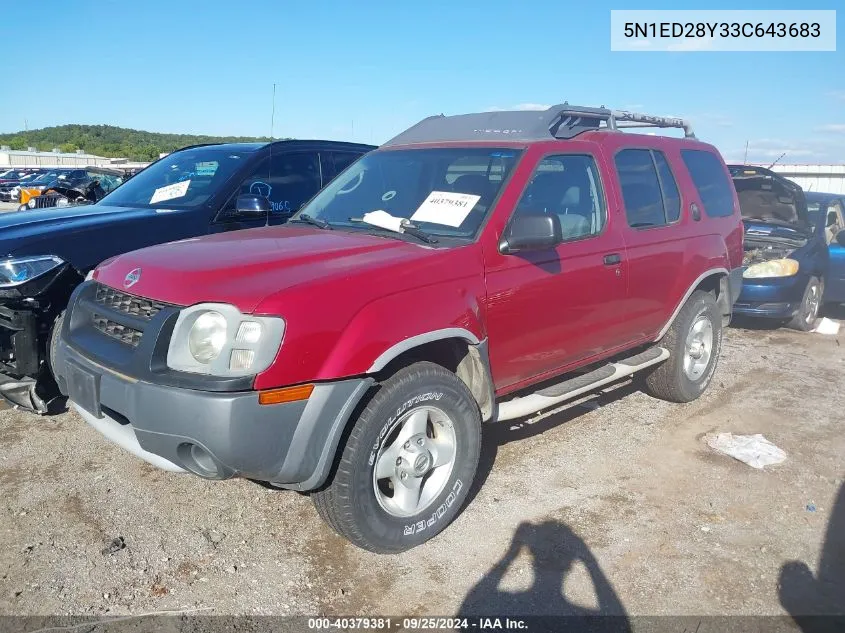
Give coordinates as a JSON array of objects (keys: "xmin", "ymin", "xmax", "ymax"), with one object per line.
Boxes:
[
  {"xmin": 484, "ymin": 150, "xmax": 629, "ymax": 391},
  {"xmin": 613, "ymin": 147, "xmax": 691, "ymax": 340}
]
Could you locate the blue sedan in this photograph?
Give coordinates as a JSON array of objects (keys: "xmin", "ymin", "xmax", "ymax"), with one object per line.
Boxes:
[{"xmin": 730, "ymin": 166, "xmax": 830, "ymax": 330}]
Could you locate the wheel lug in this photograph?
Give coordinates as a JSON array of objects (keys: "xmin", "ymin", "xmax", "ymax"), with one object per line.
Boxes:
[
  {"xmin": 395, "ymin": 457, "xmax": 402, "ymax": 466},
  {"xmin": 403, "ymin": 441, "xmax": 411, "ymax": 449},
  {"xmin": 416, "ymin": 438, "xmax": 425, "ymax": 446},
  {"xmin": 400, "ymin": 472, "xmax": 407, "ymax": 480}
]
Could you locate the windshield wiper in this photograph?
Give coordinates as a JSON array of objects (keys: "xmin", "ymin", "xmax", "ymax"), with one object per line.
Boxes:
[
  {"xmin": 290, "ymin": 214, "xmax": 332, "ymax": 230},
  {"xmin": 348, "ymin": 215, "xmax": 438, "ymax": 244}
]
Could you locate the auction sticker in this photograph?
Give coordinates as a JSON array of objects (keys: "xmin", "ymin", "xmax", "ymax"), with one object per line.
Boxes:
[
  {"xmin": 410, "ymin": 191, "xmax": 480, "ymax": 227},
  {"xmin": 150, "ymin": 180, "xmax": 190, "ymax": 204}
]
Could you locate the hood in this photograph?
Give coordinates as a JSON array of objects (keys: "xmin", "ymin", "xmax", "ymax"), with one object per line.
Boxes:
[
  {"xmin": 94, "ymin": 225, "xmax": 446, "ymax": 313},
  {"xmin": 742, "ymin": 219, "xmax": 810, "ymax": 244},
  {"xmin": 0, "ymin": 204, "xmax": 180, "ymax": 257}
]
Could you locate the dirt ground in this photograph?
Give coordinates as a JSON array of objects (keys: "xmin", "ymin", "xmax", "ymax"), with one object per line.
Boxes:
[{"xmin": 0, "ymin": 316, "xmax": 843, "ymax": 622}]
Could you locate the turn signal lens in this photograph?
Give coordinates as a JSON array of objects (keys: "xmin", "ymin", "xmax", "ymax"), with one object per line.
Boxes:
[
  {"xmin": 258, "ymin": 384, "xmax": 314, "ymax": 405},
  {"xmin": 229, "ymin": 348, "xmax": 255, "ymax": 370}
]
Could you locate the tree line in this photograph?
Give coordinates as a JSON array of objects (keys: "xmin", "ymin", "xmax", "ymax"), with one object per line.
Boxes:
[{"xmin": 0, "ymin": 124, "xmax": 274, "ymax": 161}]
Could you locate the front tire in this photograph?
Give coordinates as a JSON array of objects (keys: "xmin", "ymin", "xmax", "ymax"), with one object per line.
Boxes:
[
  {"xmin": 644, "ymin": 289, "xmax": 722, "ymax": 403},
  {"xmin": 312, "ymin": 361, "xmax": 481, "ymax": 553},
  {"xmin": 787, "ymin": 276, "xmax": 822, "ymax": 332}
]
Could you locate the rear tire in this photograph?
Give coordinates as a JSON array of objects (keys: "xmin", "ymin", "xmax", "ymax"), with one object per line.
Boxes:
[
  {"xmin": 645, "ymin": 290, "xmax": 722, "ymax": 403},
  {"xmin": 787, "ymin": 276, "xmax": 822, "ymax": 332},
  {"xmin": 312, "ymin": 361, "xmax": 481, "ymax": 553}
]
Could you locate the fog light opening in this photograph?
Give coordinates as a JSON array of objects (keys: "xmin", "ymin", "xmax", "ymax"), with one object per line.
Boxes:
[{"xmin": 177, "ymin": 442, "xmax": 225, "ymax": 478}]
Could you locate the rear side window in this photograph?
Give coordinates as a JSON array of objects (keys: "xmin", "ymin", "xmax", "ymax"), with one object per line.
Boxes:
[
  {"xmin": 615, "ymin": 149, "xmax": 667, "ymax": 229},
  {"xmin": 681, "ymin": 149, "xmax": 735, "ymax": 217}
]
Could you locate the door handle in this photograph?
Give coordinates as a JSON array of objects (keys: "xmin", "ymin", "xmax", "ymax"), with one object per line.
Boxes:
[{"xmin": 603, "ymin": 253, "xmax": 621, "ymax": 265}]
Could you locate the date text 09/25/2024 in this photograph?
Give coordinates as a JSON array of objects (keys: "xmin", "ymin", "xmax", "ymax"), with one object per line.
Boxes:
[{"xmin": 307, "ymin": 617, "xmax": 530, "ymax": 630}]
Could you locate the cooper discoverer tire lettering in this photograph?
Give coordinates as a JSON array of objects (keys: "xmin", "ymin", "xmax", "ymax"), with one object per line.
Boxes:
[{"xmin": 311, "ymin": 361, "xmax": 481, "ymax": 553}]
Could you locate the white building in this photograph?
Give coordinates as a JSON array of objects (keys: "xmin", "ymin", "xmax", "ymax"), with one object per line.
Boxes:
[
  {"xmin": 0, "ymin": 146, "xmax": 149, "ymax": 170},
  {"xmin": 749, "ymin": 163, "xmax": 845, "ymax": 195}
]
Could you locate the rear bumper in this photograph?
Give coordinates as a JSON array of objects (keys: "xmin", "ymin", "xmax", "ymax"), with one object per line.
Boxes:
[{"xmin": 55, "ymin": 337, "xmax": 373, "ymax": 490}]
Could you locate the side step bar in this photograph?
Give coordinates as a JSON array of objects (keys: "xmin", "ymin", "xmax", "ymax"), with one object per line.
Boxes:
[{"xmin": 495, "ymin": 346, "xmax": 669, "ymax": 422}]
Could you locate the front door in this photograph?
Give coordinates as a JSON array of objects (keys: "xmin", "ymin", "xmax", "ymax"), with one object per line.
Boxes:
[
  {"xmin": 484, "ymin": 152, "xmax": 629, "ymax": 392},
  {"xmin": 824, "ymin": 200, "xmax": 845, "ymax": 303},
  {"xmin": 211, "ymin": 151, "xmax": 324, "ymax": 232}
]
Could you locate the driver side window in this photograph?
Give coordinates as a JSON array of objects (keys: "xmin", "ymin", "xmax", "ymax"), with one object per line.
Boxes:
[{"xmin": 222, "ymin": 152, "xmax": 322, "ymax": 220}]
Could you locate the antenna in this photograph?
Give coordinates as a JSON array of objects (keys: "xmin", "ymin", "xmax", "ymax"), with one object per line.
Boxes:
[
  {"xmin": 743, "ymin": 141, "xmax": 749, "ymax": 164},
  {"xmin": 766, "ymin": 152, "xmax": 787, "ymax": 170},
  {"xmin": 266, "ymin": 82, "xmax": 277, "ymax": 227}
]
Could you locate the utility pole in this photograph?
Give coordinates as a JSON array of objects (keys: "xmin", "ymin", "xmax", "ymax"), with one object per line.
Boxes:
[{"xmin": 743, "ymin": 140, "xmax": 749, "ymax": 164}]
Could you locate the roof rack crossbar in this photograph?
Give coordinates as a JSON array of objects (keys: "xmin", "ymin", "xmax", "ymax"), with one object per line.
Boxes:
[{"xmin": 550, "ymin": 105, "xmax": 695, "ymax": 139}]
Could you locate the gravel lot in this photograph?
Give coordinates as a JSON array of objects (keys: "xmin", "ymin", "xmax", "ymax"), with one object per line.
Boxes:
[{"xmin": 1, "ymin": 317, "xmax": 843, "ymax": 621}]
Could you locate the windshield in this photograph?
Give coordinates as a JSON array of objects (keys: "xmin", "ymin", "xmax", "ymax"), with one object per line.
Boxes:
[
  {"xmin": 98, "ymin": 147, "xmax": 251, "ymax": 209},
  {"xmin": 296, "ymin": 147, "xmax": 522, "ymax": 238}
]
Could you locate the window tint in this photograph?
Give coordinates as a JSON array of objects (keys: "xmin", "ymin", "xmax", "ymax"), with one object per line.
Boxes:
[
  {"xmin": 615, "ymin": 149, "xmax": 666, "ymax": 228},
  {"xmin": 681, "ymin": 149, "xmax": 735, "ymax": 217},
  {"xmin": 512, "ymin": 154, "xmax": 606, "ymax": 241},
  {"xmin": 330, "ymin": 151, "xmax": 362, "ymax": 175},
  {"xmin": 653, "ymin": 152, "xmax": 680, "ymax": 222},
  {"xmin": 231, "ymin": 152, "xmax": 322, "ymax": 217}
]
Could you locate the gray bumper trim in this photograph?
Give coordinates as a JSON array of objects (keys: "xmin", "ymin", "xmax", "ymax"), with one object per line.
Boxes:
[
  {"xmin": 71, "ymin": 402, "xmax": 185, "ymax": 473},
  {"xmin": 56, "ymin": 338, "xmax": 375, "ymax": 489}
]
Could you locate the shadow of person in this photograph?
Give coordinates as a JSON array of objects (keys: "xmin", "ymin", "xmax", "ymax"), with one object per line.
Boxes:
[
  {"xmin": 458, "ymin": 520, "xmax": 631, "ymax": 633},
  {"xmin": 779, "ymin": 481, "xmax": 845, "ymax": 633}
]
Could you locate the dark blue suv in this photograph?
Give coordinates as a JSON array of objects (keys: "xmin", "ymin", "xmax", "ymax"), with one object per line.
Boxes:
[
  {"xmin": 729, "ymin": 165, "xmax": 828, "ymax": 330},
  {"xmin": 0, "ymin": 139, "xmax": 374, "ymax": 413}
]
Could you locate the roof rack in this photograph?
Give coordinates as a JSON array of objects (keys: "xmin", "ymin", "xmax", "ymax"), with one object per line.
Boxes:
[{"xmin": 383, "ymin": 103, "xmax": 695, "ymax": 147}]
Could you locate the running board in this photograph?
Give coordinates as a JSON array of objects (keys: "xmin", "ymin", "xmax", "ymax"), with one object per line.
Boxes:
[{"xmin": 495, "ymin": 346, "xmax": 669, "ymax": 422}]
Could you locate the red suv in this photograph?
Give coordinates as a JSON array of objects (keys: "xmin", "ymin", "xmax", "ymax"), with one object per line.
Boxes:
[{"xmin": 55, "ymin": 105, "xmax": 744, "ymax": 553}]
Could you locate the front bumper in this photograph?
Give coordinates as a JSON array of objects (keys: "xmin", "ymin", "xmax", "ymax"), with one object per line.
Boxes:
[
  {"xmin": 55, "ymin": 337, "xmax": 373, "ymax": 490},
  {"xmin": 733, "ymin": 273, "xmax": 809, "ymax": 319}
]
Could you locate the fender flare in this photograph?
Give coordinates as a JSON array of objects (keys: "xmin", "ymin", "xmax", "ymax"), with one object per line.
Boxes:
[
  {"xmin": 655, "ymin": 267, "xmax": 729, "ymax": 341},
  {"xmin": 366, "ymin": 327, "xmax": 481, "ymax": 372}
]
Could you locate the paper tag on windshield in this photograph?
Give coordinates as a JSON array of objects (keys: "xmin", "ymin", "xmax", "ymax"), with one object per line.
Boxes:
[
  {"xmin": 411, "ymin": 191, "xmax": 480, "ymax": 227},
  {"xmin": 150, "ymin": 180, "xmax": 190, "ymax": 204}
]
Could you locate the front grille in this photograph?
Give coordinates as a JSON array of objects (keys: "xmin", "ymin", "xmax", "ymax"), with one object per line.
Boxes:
[
  {"xmin": 92, "ymin": 314, "xmax": 143, "ymax": 348},
  {"xmin": 94, "ymin": 284, "xmax": 165, "ymax": 320},
  {"xmin": 33, "ymin": 195, "xmax": 59, "ymax": 209}
]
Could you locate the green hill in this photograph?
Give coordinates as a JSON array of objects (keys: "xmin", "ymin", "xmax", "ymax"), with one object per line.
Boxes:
[{"xmin": 0, "ymin": 124, "xmax": 273, "ymax": 162}]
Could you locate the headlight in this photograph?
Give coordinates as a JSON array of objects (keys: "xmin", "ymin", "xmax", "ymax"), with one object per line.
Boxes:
[
  {"xmin": 166, "ymin": 303, "xmax": 285, "ymax": 377},
  {"xmin": 188, "ymin": 311, "xmax": 227, "ymax": 363},
  {"xmin": 10, "ymin": 187, "xmax": 19, "ymax": 197},
  {"xmin": 56, "ymin": 197, "xmax": 69, "ymax": 208},
  {"xmin": 27, "ymin": 198, "xmax": 36, "ymax": 209},
  {"xmin": 0, "ymin": 255, "xmax": 64, "ymax": 288},
  {"xmin": 743, "ymin": 258, "xmax": 800, "ymax": 279}
]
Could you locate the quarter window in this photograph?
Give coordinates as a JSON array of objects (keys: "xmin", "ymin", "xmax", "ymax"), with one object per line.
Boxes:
[
  {"xmin": 653, "ymin": 151, "xmax": 680, "ymax": 222},
  {"xmin": 681, "ymin": 149, "xmax": 735, "ymax": 218},
  {"xmin": 512, "ymin": 154, "xmax": 606, "ymax": 241}
]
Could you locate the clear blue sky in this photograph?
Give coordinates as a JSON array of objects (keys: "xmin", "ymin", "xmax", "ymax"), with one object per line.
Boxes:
[{"xmin": 0, "ymin": 0, "xmax": 842, "ymax": 163}]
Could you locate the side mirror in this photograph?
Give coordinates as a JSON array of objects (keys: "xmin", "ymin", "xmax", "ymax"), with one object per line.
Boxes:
[
  {"xmin": 836, "ymin": 229, "xmax": 845, "ymax": 247},
  {"xmin": 235, "ymin": 193, "xmax": 271, "ymax": 218},
  {"xmin": 500, "ymin": 214, "xmax": 562, "ymax": 254}
]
